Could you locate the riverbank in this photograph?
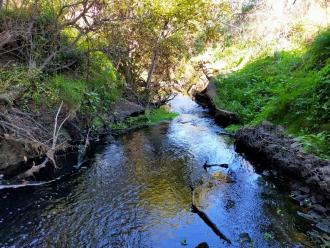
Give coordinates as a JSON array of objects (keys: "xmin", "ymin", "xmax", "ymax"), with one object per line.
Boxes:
[
  {"xmin": 0, "ymin": 98, "xmax": 177, "ymax": 180},
  {"xmin": 195, "ymin": 84, "xmax": 330, "ymax": 245},
  {"xmin": 212, "ymin": 29, "xmax": 330, "ymax": 159},
  {"xmin": 192, "ymin": 31, "xmax": 330, "ymax": 245},
  {"xmin": 236, "ymin": 122, "xmax": 330, "ymax": 243}
]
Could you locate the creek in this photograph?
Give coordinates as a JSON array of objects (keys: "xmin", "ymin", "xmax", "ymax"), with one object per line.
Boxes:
[{"xmin": 0, "ymin": 95, "xmax": 311, "ymax": 247}]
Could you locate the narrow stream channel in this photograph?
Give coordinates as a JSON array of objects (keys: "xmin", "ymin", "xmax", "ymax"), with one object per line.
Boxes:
[{"xmin": 0, "ymin": 95, "xmax": 311, "ymax": 247}]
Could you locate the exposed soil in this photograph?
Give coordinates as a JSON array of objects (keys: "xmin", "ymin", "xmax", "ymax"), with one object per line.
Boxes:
[
  {"xmin": 235, "ymin": 122, "xmax": 330, "ymax": 200},
  {"xmin": 235, "ymin": 122, "xmax": 330, "ymax": 244}
]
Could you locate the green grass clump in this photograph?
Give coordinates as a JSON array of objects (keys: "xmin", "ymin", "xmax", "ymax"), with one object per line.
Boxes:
[
  {"xmin": 146, "ymin": 107, "xmax": 179, "ymax": 124},
  {"xmin": 50, "ymin": 75, "xmax": 87, "ymax": 108},
  {"xmin": 225, "ymin": 124, "xmax": 242, "ymax": 133},
  {"xmin": 110, "ymin": 107, "xmax": 178, "ymax": 130},
  {"xmin": 213, "ymin": 29, "xmax": 330, "ymax": 159}
]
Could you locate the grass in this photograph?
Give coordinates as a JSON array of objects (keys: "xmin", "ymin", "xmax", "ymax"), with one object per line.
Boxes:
[
  {"xmin": 110, "ymin": 107, "xmax": 179, "ymax": 130},
  {"xmin": 146, "ymin": 107, "xmax": 179, "ymax": 124},
  {"xmin": 213, "ymin": 29, "xmax": 330, "ymax": 159}
]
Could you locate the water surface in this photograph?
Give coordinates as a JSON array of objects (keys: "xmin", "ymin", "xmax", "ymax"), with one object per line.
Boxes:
[{"xmin": 0, "ymin": 95, "xmax": 311, "ymax": 247}]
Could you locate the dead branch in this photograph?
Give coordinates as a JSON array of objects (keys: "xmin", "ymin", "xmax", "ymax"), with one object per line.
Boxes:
[
  {"xmin": 0, "ymin": 175, "xmax": 63, "ymax": 190},
  {"xmin": 15, "ymin": 101, "xmax": 71, "ymax": 178},
  {"xmin": 189, "ymin": 186, "xmax": 231, "ymax": 244},
  {"xmin": 47, "ymin": 101, "xmax": 71, "ymax": 167},
  {"xmin": 18, "ymin": 157, "xmax": 49, "ymax": 179},
  {"xmin": 191, "ymin": 204, "xmax": 232, "ymax": 244}
]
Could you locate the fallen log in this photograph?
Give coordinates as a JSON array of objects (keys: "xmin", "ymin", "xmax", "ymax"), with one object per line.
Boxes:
[
  {"xmin": 194, "ymin": 82, "xmax": 240, "ymax": 127},
  {"xmin": 191, "ymin": 204, "xmax": 232, "ymax": 244}
]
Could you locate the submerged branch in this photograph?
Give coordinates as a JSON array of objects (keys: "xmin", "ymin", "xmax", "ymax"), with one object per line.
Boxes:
[{"xmin": 191, "ymin": 204, "xmax": 232, "ymax": 244}]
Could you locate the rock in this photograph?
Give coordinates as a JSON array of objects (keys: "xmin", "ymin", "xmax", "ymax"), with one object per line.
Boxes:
[
  {"xmin": 262, "ymin": 170, "xmax": 271, "ymax": 177},
  {"xmin": 315, "ymin": 221, "xmax": 330, "ymax": 235},
  {"xmin": 292, "ymin": 194, "xmax": 307, "ymax": 203},
  {"xmin": 195, "ymin": 242, "xmax": 209, "ymax": 248},
  {"xmin": 239, "ymin": 233, "xmax": 252, "ymax": 243},
  {"xmin": 180, "ymin": 239, "xmax": 188, "ymax": 246},
  {"xmin": 312, "ymin": 204, "xmax": 328, "ymax": 214},
  {"xmin": 225, "ymin": 200, "xmax": 235, "ymax": 210},
  {"xmin": 315, "ymin": 194, "xmax": 325, "ymax": 203},
  {"xmin": 311, "ymin": 195, "xmax": 318, "ymax": 204},
  {"xmin": 297, "ymin": 211, "xmax": 318, "ymax": 223},
  {"xmin": 291, "ymin": 190, "xmax": 301, "ymax": 196},
  {"xmin": 188, "ymin": 74, "xmax": 209, "ymax": 97},
  {"xmin": 110, "ymin": 99, "xmax": 145, "ymax": 122},
  {"xmin": 0, "ymin": 138, "xmax": 41, "ymax": 177},
  {"xmin": 291, "ymin": 142, "xmax": 301, "ymax": 149},
  {"xmin": 299, "ymin": 186, "xmax": 310, "ymax": 194}
]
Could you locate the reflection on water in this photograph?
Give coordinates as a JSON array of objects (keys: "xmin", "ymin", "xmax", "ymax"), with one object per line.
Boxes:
[{"xmin": 0, "ymin": 95, "xmax": 312, "ymax": 247}]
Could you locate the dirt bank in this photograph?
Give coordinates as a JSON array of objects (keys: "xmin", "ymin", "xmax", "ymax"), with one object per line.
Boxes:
[
  {"xmin": 0, "ymin": 98, "xmax": 145, "ymax": 179},
  {"xmin": 235, "ymin": 122, "xmax": 330, "ymax": 243},
  {"xmin": 235, "ymin": 122, "xmax": 330, "ymax": 199}
]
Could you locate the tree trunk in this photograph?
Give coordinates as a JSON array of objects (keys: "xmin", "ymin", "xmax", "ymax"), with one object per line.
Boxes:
[
  {"xmin": 144, "ymin": 48, "xmax": 158, "ymax": 105},
  {"xmin": 146, "ymin": 48, "xmax": 158, "ymax": 90}
]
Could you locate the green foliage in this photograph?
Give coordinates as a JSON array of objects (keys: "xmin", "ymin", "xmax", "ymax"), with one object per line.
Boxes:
[
  {"xmin": 0, "ymin": 67, "xmax": 39, "ymax": 93},
  {"xmin": 49, "ymin": 52, "xmax": 122, "ymax": 116},
  {"xmin": 264, "ymin": 232, "xmax": 275, "ymax": 241},
  {"xmin": 146, "ymin": 107, "xmax": 179, "ymax": 124},
  {"xmin": 110, "ymin": 107, "xmax": 178, "ymax": 130},
  {"xmin": 87, "ymin": 51, "xmax": 122, "ymax": 103},
  {"xmin": 225, "ymin": 124, "xmax": 242, "ymax": 133},
  {"xmin": 102, "ymin": 0, "xmax": 222, "ymax": 100},
  {"xmin": 213, "ymin": 30, "xmax": 330, "ymax": 158},
  {"xmin": 305, "ymin": 29, "xmax": 330, "ymax": 69},
  {"xmin": 50, "ymin": 75, "xmax": 87, "ymax": 108},
  {"xmin": 241, "ymin": 0, "xmax": 257, "ymax": 14},
  {"xmin": 296, "ymin": 133, "xmax": 330, "ymax": 160}
]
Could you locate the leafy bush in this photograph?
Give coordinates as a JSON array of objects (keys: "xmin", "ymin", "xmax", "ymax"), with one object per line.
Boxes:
[
  {"xmin": 50, "ymin": 75, "xmax": 87, "ymax": 109},
  {"xmin": 87, "ymin": 51, "xmax": 122, "ymax": 104},
  {"xmin": 305, "ymin": 29, "xmax": 330, "ymax": 69}
]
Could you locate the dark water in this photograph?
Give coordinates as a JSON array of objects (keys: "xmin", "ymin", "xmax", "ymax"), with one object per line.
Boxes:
[{"xmin": 0, "ymin": 95, "xmax": 312, "ymax": 248}]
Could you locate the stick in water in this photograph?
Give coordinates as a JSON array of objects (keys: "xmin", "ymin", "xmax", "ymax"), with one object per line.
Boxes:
[
  {"xmin": 203, "ymin": 161, "xmax": 229, "ymax": 170},
  {"xmin": 189, "ymin": 185, "xmax": 232, "ymax": 244}
]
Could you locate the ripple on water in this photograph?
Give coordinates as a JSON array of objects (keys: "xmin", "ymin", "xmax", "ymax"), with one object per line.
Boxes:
[{"xmin": 0, "ymin": 95, "xmax": 312, "ymax": 248}]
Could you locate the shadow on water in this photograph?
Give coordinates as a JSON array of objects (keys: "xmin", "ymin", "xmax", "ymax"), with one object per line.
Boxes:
[{"xmin": 0, "ymin": 95, "xmax": 313, "ymax": 247}]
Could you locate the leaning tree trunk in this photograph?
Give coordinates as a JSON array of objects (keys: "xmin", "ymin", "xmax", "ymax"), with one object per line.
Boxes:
[{"xmin": 146, "ymin": 48, "xmax": 158, "ymax": 90}]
